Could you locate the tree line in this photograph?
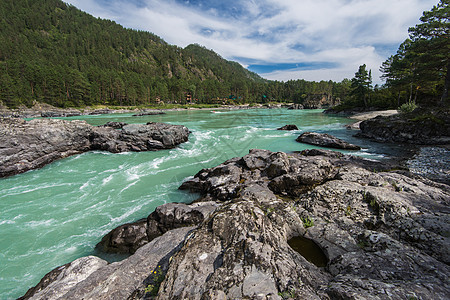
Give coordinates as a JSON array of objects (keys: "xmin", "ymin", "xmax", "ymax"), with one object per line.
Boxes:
[
  {"xmin": 0, "ymin": 0, "xmax": 447, "ymax": 109},
  {"xmin": 341, "ymin": 0, "xmax": 448, "ymax": 110},
  {"xmin": 0, "ymin": 0, "xmax": 348, "ymax": 108}
]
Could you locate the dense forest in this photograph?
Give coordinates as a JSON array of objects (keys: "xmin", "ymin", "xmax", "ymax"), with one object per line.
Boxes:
[
  {"xmin": 0, "ymin": 0, "xmax": 447, "ymax": 109},
  {"xmin": 0, "ymin": 0, "xmax": 349, "ymax": 108}
]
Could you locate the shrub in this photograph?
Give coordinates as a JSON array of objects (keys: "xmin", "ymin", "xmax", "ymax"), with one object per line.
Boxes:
[
  {"xmin": 398, "ymin": 101, "xmax": 418, "ymax": 113},
  {"xmin": 301, "ymin": 216, "xmax": 314, "ymax": 228}
]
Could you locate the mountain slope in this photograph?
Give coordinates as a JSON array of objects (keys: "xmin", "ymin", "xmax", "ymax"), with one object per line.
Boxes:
[{"xmin": 0, "ymin": 0, "xmax": 265, "ymax": 108}]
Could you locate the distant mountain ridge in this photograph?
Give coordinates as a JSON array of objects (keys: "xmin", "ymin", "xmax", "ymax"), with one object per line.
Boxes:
[{"xmin": 0, "ymin": 0, "xmax": 265, "ymax": 108}]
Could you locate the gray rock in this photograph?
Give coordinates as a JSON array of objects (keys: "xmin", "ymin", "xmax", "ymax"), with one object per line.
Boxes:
[
  {"xmin": 100, "ymin": 121, "xmax": 127, "ymax": 129},
  {"xmin": 96, "ymin": 202, "xmax": 220, "ymax": 254},
  {"xmin": 170, "ymin": 149, "xmax": 449, "ymax": 299},
  {"xmin": 96, "ymin": 219, "xmax": 149, "ymax": 254},
  {"xmin": 0, "ymin": 118, "xmax": 189, "ymax": 177},
  {"xmin": 358, "ymin": 109, "xmax": 450, "ymax": 145},
  {"xmin": 277, "ymin": 124, "xmax": 298, "ymax": 130},
  {"xmin": 159, "ymin": 200, "xmax": 328, "ymax": 299},
  {"xmin": 19, "ymin": 256, "xmax": 107, "ymax": 300},
  {"xmin": 21, "ymin": 149, "xmax": 450, "ymax": 299},
  {"xmin": 132, "ymin": 110, "xmax": 166, "ymax": 116},
  {"xmin": 287, "ymin": 104, "xmax": 304, "ymax": 110},
  {"xmin": 21, "ymin": 227, "xmax": 194, "ymax": 300},
  {"xmin": 296, "ymin": 132, "xmax": 361, "ymax": 150}
]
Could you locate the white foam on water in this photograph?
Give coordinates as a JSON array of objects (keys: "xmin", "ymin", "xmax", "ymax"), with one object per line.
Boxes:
[
  {"xmin": 148, "ymin": 156, "xmax": 166, "ymax": 169},
  {"xmin": 353, "ymin": 150, "xmax": 386, "ymax": 159},
  {"xmin": 3, "ymin": 183, "xmax": 69, "ymax": 197},
  {"xmin": 0, "ymin": 215, "xmax": 24, "ymax": 225},
  {"xmin": 119, "ymin": 181, "xmax": 139, "ymax": 194},
  {"xmin": 64, "ymin": 246, "xmax": 77, "ymax": 253},
  {"xmin": 102, "ymin": 174, "xmax": 114, "ymax": 185},
  {"xmin": 0, "ymin": 219, "xmax": 15, "ymax": 225},
  {"xmin": 24, "ymin": 219, "xmax": 56, "ymax": 228},
  {"xmin": 125, "ymin": 169, "xmax": 141, "ymax": 182},
  {"xmin": 109, "ymin": 204, "xmax": 145, "ymax": 225}
]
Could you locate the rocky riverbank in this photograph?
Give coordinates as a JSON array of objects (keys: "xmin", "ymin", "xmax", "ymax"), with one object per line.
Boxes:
[
  {"xmin": 20, "ymin": 149, "xmax": 450, "ymax": 299},
  {"xmin": 358, "ymin": 109, "xmax": 450, "ymax": 145},
  {"xmin": 0, "ymin": 118, "xmax": 189, "ymax": 177},
  {"xmin": 0, "ymin": 102, "xmax": 295, "ymax": 119}
]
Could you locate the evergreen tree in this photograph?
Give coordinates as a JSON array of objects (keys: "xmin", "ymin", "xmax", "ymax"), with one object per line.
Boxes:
[
  {"xmin": 350, "ymin": 64, "xmax": 372, "ymax": 108},
  {"xmin": 408, "ymin": 0, "xmax": 449, "ymax": 103}
]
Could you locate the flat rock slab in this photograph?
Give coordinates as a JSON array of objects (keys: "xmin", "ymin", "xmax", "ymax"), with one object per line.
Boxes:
[
  {"xmin": 20, "ymin": 227, "xmax": 194, "ymax": 300},
  {"xmin": 0, "ymin": 118, "xmax": 189, "ymax": 177},
  {"xmin": 296, "ymin": 132, "xmax": 361, "ymax": 150}
]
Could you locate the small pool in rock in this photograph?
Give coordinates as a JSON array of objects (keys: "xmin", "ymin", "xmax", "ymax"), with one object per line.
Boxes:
[{"xmin": 288, "ymin": 236, "xmax": 328, "ymax": 267}]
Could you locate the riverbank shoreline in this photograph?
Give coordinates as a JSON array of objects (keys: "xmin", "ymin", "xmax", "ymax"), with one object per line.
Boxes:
[{"xmin": 0, "ymin": 102, "xmax": 296, "ymax": 119}]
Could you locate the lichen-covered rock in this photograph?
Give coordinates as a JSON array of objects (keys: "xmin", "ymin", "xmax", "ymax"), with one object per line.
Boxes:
[
  {"xmin": 0, "ymin": 118, "xmax": 189, "ymax": 177},
  {"xmin": 21, "ymin": 227, "xmax": 194, "ymax": 300},
  {"xmin": 21, "ymin": 149, "xmax": 450, "ymax": 300},
  {"xmin": 175, "ymin": 149, "xmax": 449, "ymax": 299},
  {"xmin": 19, "ymin": 256, "xmax": 108, "ymax": 300},
  {"xmin": 159, "ymin": 194, "xmax": 330, "ymax": 299},
  {"xmin": 296, "ymin": 132, "xmax": 361, "ymax": 150}
]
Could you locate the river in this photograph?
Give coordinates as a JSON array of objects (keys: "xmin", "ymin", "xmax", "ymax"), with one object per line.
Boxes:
[{"xmin": 0, "ymin": 108, "xmax": 407, "ymax": 299}]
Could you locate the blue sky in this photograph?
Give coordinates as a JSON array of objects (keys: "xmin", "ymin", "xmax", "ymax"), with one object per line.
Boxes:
[{"xmin": 64, "ymin": 0, "xmax": 437, "ymax": 84}]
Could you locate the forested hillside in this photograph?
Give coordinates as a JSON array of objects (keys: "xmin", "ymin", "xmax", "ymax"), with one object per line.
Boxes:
[
  {"xmin": 0, "ymin": 0, "xmax": 355, "ymax": 108},
  {"xmin": 0, "ymin": 0, "xmax": 265, "ymax": 107}
]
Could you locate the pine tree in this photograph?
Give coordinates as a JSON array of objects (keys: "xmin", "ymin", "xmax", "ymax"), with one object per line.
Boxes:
[
  {"xmin": 350, "ymin": 64, "xmax": 372, "ymax": 108},
  {"xmin": 408, "ymin": 0, "xmax": 449, "ymax": 103}
]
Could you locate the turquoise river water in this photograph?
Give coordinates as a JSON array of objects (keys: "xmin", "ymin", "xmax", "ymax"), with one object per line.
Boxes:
[{"xmin": 0, "ymin": 109, "xmax": 406, "ymax": 298}]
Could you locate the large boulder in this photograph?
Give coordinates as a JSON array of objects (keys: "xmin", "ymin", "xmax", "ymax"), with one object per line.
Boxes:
[
  {"xmin": 20, "ymin": 227, "xmax": 194, "ymax": 300},
  {"xmin": 165, "ymin": 150, "xmax": 449, "ymax": 299},
  {"xmin": 0, "ymin": 118, "xmax": 189, "ymax": 177},
  {"xmin": 96, "ymin": 202, "xmax": 220, "ymax": 254},
  {"xmin": 18, "ymin": 256, "xmax": 107, "ymax": 300},
  {"xmin": 296, "ymin": 132, "xmax": 361, "ymax": 150}
]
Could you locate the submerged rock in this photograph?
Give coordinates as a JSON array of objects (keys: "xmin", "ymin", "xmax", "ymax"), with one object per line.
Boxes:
[
  {"xmin": 132, "ymin": 110, "xmax": 166, "ymax": 116},
  {"xmin": 296, "ymin": 132, "xmax": 361, "ymax": 150},
  {"xmin": 0, "ymin": 118, "xmax": 189, "ymax": 177},
  {"xmin": 21, "ymin": 149, "xmax": 450, "ymax": 299}
]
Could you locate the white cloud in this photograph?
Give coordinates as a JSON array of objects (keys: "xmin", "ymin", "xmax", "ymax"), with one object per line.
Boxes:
[{"xmin": 64, "ymin": 0, "xmax": 437, "ymax": 84}]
